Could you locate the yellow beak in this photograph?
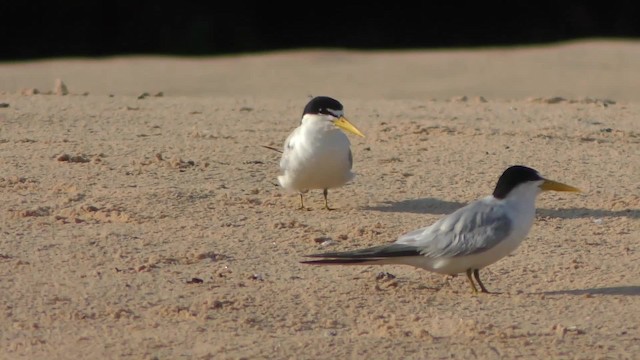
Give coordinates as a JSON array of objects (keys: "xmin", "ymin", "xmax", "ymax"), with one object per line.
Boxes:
[
  {"xmin": 540, "ymin": 179, "xmax": 582, "ymax": 192},
  {"xmin": 333, "ymin": 116, "xmax": 365, "ymax": 137}
]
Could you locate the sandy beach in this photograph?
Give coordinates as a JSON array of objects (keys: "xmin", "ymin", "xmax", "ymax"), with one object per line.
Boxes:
[{"xmin": 1, "ymin": 39, "xmax": 639, "ymax": 359}]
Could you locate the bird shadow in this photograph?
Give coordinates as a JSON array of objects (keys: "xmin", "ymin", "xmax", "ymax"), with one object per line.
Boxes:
[
  {"xmin": 536, "ymin": 207, "xmax": 639, "ymax": 219},
  {"xmin": 361, "ymin": 198, "xmax": 465, "ymax": 215},
  {"xmin": 539, "ymin": 286, "xmax": 640, "ymax": 296},
  {"xmin": 362, "ymin": 197, "xmax": 639, "ymax": 219}
]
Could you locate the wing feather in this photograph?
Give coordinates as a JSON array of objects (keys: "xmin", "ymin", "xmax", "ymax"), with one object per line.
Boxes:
[
  {"xmin": 397, "ymin": 200, "xmax": 512, "ymax": 258},
  {"xmin": 279, "ymin": 127, "xmax": 301, "ymax": 172}
]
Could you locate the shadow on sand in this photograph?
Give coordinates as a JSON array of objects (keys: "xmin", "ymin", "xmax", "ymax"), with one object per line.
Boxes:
[
  {"xmin": 363, "ymin": 197, "xmax": 639, "ymax": 219},
  {"xmin": 362, "ymin": 198, "xmax": 465, "ymax": 215},
  {"xmin": 541, "ymin": 286, "xmax": 640, "ymax": 296}
]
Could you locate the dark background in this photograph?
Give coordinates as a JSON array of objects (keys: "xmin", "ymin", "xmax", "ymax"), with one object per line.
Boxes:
[{"xmin": 3, "ymin": 1, "xmax": 640, "ymax": 61}]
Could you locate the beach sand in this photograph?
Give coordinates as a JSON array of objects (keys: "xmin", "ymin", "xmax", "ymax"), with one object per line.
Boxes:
[{"xmin": 0, "ymin": 39, "xmax": 639, "ymax": 359}]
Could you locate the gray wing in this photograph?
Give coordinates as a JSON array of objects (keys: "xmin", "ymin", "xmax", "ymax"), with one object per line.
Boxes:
[
  {"xmin": 348, "ymin": 149, "xmax": 353, "ymax": 169},
  {"xmin": 396, "ymin": 200, "xmax": 512, "ymax": 258}
]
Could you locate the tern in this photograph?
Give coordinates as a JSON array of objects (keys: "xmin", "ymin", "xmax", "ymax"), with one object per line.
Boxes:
[
  {"xmin": 269, "ymin": 96, "xmax": 364, "ymax": 210},
  {"xmin": 301, "ymin": 165, "xmax": 581, "ymax": 293}
]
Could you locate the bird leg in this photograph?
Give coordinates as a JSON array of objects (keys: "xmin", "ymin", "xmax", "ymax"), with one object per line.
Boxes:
[
  {"xmin": 465, "ymin": 269, "xmax": 479, "ymax": 293},
  {"xmin": 473, "ymin": 269, "xmax": 490, "ymax": 293},
  {"xmin": 323, "ymin": 189, "xmax": 334, "ymax": 210},
  {"xmin": 298, "ymin": 193, "xmax": 305, "ymax": 210}
]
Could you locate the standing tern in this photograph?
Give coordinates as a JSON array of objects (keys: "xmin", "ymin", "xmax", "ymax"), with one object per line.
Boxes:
[
  {"xmin": 271, "ymin": 96, "xmax": 364, "ymax": 210},
  {"xmin": 301, "ymin": 165, "xmax": 581, "ymax": 293}
]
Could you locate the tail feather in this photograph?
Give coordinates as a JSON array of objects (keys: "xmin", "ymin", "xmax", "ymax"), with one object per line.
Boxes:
[
  {"xmin": 303, "ymin": 243, "xmax": 421, "ymax": 260},
  {"xmin": 261, "ymin": 145, "xmax": 283, "ymax": 153},
  {"xmin": 300, "ymin": 258, "xmax": 380, "ymax": 265}
]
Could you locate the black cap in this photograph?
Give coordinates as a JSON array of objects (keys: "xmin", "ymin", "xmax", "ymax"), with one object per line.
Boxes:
[
  {"xmin": 302, "ymin": 96, "xmax": 344, "ymax": 117},
  {"xmin": 492, "ymin": 165, "xmax": 543, "ymax": 199}
]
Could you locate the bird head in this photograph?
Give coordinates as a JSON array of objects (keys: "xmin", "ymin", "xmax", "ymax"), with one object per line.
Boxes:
[
  {"xmin": 493, "ymin": 165, "xmax": 581, "ymax": 199},
  {"xmin": 302, "ymin": 96, "xmax": 364, "ymax": 137}
]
